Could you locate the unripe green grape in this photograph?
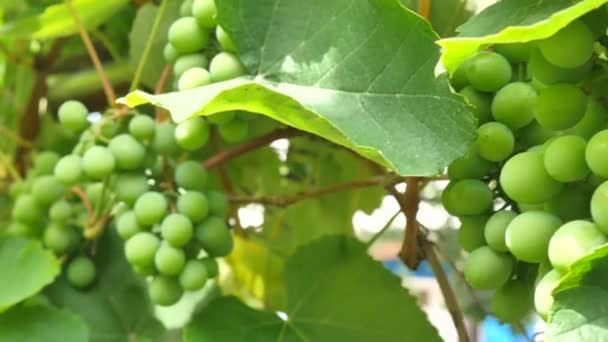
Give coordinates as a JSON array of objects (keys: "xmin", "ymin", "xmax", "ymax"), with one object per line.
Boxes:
[
  {"xmin": 177, "ymin": 191, "xmax": 209, "ymax": 223},
  {"xmin": 155, "ymin": 243, "xmax": 186, "ymax": 276},
  {"xmin": 505, "ymin": 211, "xmax": 561, "ymax": 263},
  {"xmin": 153, "ymin": 122, "xmax": 181, "ymax": 155},
  {"xmin": 31, "ymin": 175, "xmax": 65, "ymax": 206},
  {"xmin": 209, "ymin": 52, "xmax": 247, "ymax": 82},
  {"xmin": 491, "ymin": 279, "xmax": 533, "ymax": 323},
  {"xmin": 450, "ymin": 57, "xmax": 471, "ymax": 91},
  {"xmin": 44, "ymin": 223, "xmax": 76, "ymax": 254},
  {"xmin": 548, "ymin": 220, "xmax": 607, "ymax": 272},
  {"xmin": 447, "ymin": 146, "xmax": 492, "ymax": 180},
  {"xmin": 202, "ymin": 257, "xmax": 219, "ymax": 277},
  {"xmin": 545, "ymin": 184, "xmax": 591, "ymax": 221},
  {"xmin": 208, "ymin": 111, "xmax": 236, "ymax": 125},
  {"xmin": 12, "ymin": 194, "xmax": 44, "ymax": 224},
  {"xmin": 49, "ymin": 200, "xmax": 72, "ymax": 222},
  {"xmin": 458, "ymin": 215, "xmax": 488, "ymax": 252},
  {"xmin": 149, "ymin": 276, "xmax": 182, "ymax": 306},
  {"xmin": 175, "ymin": 161, "xmax": 207, "ymax": 191},
  {"xmin": 8, "ymin": 182, "xmax": 28, "ymax": 200},
  {"xmin": 116, "ymin": 211, "xmax": 144, "ymax": 240},
  {"xmin": 534, "ymin": 269, "xmax": 562, "ymax": 318},
  {"xmin": 465, "ymin": 51, "xmax": 512, "ymax": 92},
  {"xmin": 179, "ymin": 260, "xmax": 208, "ymax": 290},
  {"xmin": 216, "ymin": 26, "xmax": 236, "ymax": 53},
  {"xmin": 163, "ymin": 44, "xmax": 179, "ymax": 64},
  {"xmin": 192, "ymin": 0, "xmax": 216, "ymax": 28},
  {"xmin": 464, "ymin": 246, "xmax": 514, "ymax": 289},
  {"xmin": 592, "ymin": 181, "xmax": 608, "ymax": 234},
  {"xmin": 586, "ymin": 130, "xmax": 608, "ymax": 177},
  {"xmin": 174, "ymin": 54, "xmax": 209, "ymax": 77},
  {"xmin": 499, "ymin": 152, "xmax": 563, "ymax": 204},
  {"xmin": 133, "ymin": 264, "xmax": 156, "ymax": 276},
  {"xmin": 125, "ymin": 232, "xmax": 161, "ymax": 267},
  {"xmin": 491, "ymin": 82, "xmax": 536, "ymax": 129},
  {"xmin": 527, "ymin": 49, "xmax": 591, "ymax": 85},
  {"xmin": 175, "ymin": 117, "xmax": 210, "ymax": 151},
  {"xmin": 54, "ymin": 155, "xmax": 83, "ymax": 185},
  {"xmin": 33, "ymin": 151, "xmax": 60, "ymax": 175},
  {"xmin": 539, "ymin": 20, "xmax": 594, "ymax": 68},
  {"xmin": 534, "ymin": 84, "xmax": 587, "ymax": 130},
  {"xmin": 484, "ymin": 210, "xmax": 517, "ymax": 252},
  {"xmin": 109, "ymin": 134, "xmax": 146, "ymax": 171},
  {"xmin": 543, "ymin": 135, "xmax": 588, "ymax": 182},
  {"xmin": 518, "ymin": 121, "xmax": 556, "ymax": 148},
  {"xmin": 567, "ymin": 98, "xmax": 607, "ymax": 140},
  {"xmin": 129, "ymin": 115, "xmax": 156, "ymax": 142},
  {"xmin": 168, "ymin": 17, "xmax": 208, "ymax": 54},
  {"xmin": 196, "ymin": 216, "xmax": 233, "ymax": 257},
  {"xmin": 207, "ymin": 191, "xmax": 229, "ymax": 218},
  {"xmin": 441, "ymin": 179, "xmax": 493, "ymax": 216},
  {"xmin": 177, "ymin": 67, "xmax": 212, "ymax": 91},
  {"xmin": 67, "ymin": 256, "xmax": 96, "ymax": 289},
  {"xmin": 475, "ymin": 122, "xmax": 514, "ymax": 162},
  {"xmin": 6, "ymin": 221, "xmax": 38, "ymax": 237},
  {"xmin": 180, "ymin": 0, "xmax": 193, "ymax": 16},
  {"xmin": 82, "ymin": 146, "xmax": 115, "ymax": 180},
  {"xmin": 493, "ymin": 43, "xmax": 532, "ymax": 63},
  {"xmin": 134, "ymin": 192, "xmax": 168, "ymax": 227},
  {"xmin": 58, "ymin": 100, "xmax": 89, "ymax": 132},
  {"xmin": 218, "ymin": 118, "xmax": 248, "ymax": 143},
  {"xmin": 114, "ymin": 173, "xmax": 150, "ymax": 206},
  {"xmin": 459, "ymin": 86, "xmax": 492, "ymax": 125},
  {"xmin": 161, "ymin": 213, "xmax": 194, "ymax": 247}
]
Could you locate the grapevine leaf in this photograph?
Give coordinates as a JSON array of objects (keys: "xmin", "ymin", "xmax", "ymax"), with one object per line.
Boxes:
[
  {"xmin": 0, "ymin": 0, "xmax": 128, "ymax": 39},
  {"xmin": 0, "ymin": 304, "xmax": 89, "ymax": 342},
  {"xmin": 438, "ymin": 0, "xmax": 608, "ymax": 72},
  {"xmin": 185, "ymin": 235, "xmax": 441, "ymax": 341},
  {"xmin": 0, "ymin": 235, "xmax": 60, "ymax": 310},
  {"xmin": 121, "ymin": 0, "xmax": 476, "ymax": 176}
]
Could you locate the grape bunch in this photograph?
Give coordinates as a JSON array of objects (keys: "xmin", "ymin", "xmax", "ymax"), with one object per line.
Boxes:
[
  {"xmin": 446, "ymin": 12, "xmax": 608, "ymax": 322},
  {"xmin": 164, "ymin": 0, "xmax": 251, "ymax": 144}
]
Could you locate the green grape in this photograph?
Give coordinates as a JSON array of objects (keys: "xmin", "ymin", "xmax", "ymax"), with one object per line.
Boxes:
[
  {"xmin": 114, "ymin": 173, "xmax": 150, "ymax": 206},
  {"xmin": 86, "ymin": 182, "xmax": 107, "ymax": 209},
  {"xmin": 216, "ymin": 26, "xmax": 236, "ymax": 53},
  {"xmin": 207, "ymin": 191, "xmax": 229, "ymax": 218},
  {"xmin": 192, "ymin": 0, "xmax": 216, "ymax": 28},
  {"xmin": 175, "ymin": 117, "xmax": 210, "ymax": 151},
  {"xmin": 586, "ymin": 130, "xmax": 608, "ymax": 177},
  {"xmin": 163, "ymin": 44, "xmax": 179, "ymax": 64},
  {"xmin": 155, "ymin": 243, "xmax": 186, "ymax": 276},
  {"xmin": 8, "ymin": 182, "xmax": 28, "ymax": 200},
  {"xmin": 173, "ymin": 54, "xmax": 209, "ymax": 77},
  {"xmin": 177, "ymin": 67, "xmax": 212, "ymax": 91},
  {"xmin": 450, "ymin": 57, "xmax": 471, "ymax": 91},
  {"xmin": 175, "ymin": 161, "xmax": 208, "ymax": 191},
  {"xmin": 567, "ymin": 98, "xmax": 607, "ymax": 140},
  {"xmin": 459, "ymin": 86, "xmax": 492, "ymax": 124},
  {"xmin": 548, "ymin": 220, "xmax": 607, "ymax": 272},
  {"xmin": 125, "ymin": 232, "xmax": 161, "ymax": 267},
  {"xmin": 464, "ymin": 246, "xmax": 514, "ymax": 289},
  {"xmin": 534, "ymin": 84, "xmax": 587, "ymax": 130},
  {"xmin": 458, "ymin": 215, "xmax": 488, "ymax": 252},
  {"xmin": 116, "ymin": 211, "xmax": 144, "ymax": 240},
  {"xmin": 527, "ymin": 49, "xmax": 591, "ymax": 85},
  {"xmin": 208, "ymin": 111, "xmax": 236, "ymax": 125},
  {"xmin": 499, "ymin": 152, "xmax": 563, "ymax": 204},
  {"xmin": 67, "ymin": 256, "xmax": 96, "ymax": 289},
  {"xmin": 441, "ymin": 179, "xmax": 493, "ymax": 216},
  {"xmin": 54, "ymin": 155, "xmax": 83, "ymax": 185},
  {"xmin": 475, "ymin": 122, "xmax": 514, "ymax": 162},
  {"xmin": 491, "ymin": 82, "xmax": 537, "ymax": 129},
  {"xmin": 12, "ymin": 194, "xmax": 44, "ymax": 224},
  {"xmin": 6, "ymin": 221, "xmax": 38, "ymax": 237},
  {"xmin": 588, "ymin": 173, "xmax": 607, "ymax": 188},
  {"xmin": 82, "ymin": 146, "xmax": 115, "ymax": 180},
  {"xmin": 179, "ymin": 260, "xmax": 208, "ymax": 290},
  {"xmin": 180, "ymin": 0, "xmax": 193, "ymax": 16},
  {"xmin": 209, "ymin": 52, "xmax": 247, "ymax": 82},
  {"xmin": 43, "ymin": 223, "xmax": 76, "ymax": 254},
  {"xmin": 49, "ymin": 200, "xmax": 72, "ymax": 222},
  {"xmin": 218, "ymin": 118, "xmax": 248, "ymax": 143},
  {"xmin": 109, "ymin": 134, "xmax": 146, "ymax": 171},
  {"xmin": 33, "ymin": 151, "xmax": 60, "ymax": 175},
  {"xmin": 133, "ymin": 264, "xmax": 156, "ymax": 276},
  {"xmin": 543, "ymin": 135, "xmax": 588, "ymax": 182},
  {"xmin": 153, "ymin": 122, "xmax": 181, "ymax": 155},
  {"xmin": 581, "ymin": 7, "xmax": 608, "ymax": 37},
  {"xmin": 518, "ymin": 121, "xmax": 556, "ymax": 148},
  {"xmin": 177, "ymin": 191, "xmax": 209, "ymax": 223},
  {"xmin": 465, "ymin": 51, "xmax": 512, "ymax": 92},
  {"xmin": 505, "ymin": 211, "xmax": 561, "ymax": 263},
  {"xmin": 447, "ymin": 146, "xmax": 492, "ymax": 180},
  {"xmin": 484, "ymin": 210, "xmax": 517, "ymax": 252},
  {"xmin": 546, "ymin": 184, "xmax": 591, "ymax": 221},
  {"xmin": 196, "ymin": 216, "xmax": 233, "ymax": 257},
  {"xmin": 148, "ymin": 276, "xmax": 182, "ymax": 306},
  {"xmin": 168, "ymin": 17, "xmax": 209, "ymax": 54},
  {"xmin": 491, "ymin": 279, "xmax": 533, "ymax": 323},
  {"xmin": 31, "ymin": 175, "xmax": 65, "ymax": 206},
  {"xmin": 129, "ymin": 115, "xmax": 156, "ymax": 142},
  {"xmin": 592, "ymin": 181, "xmax": 608, "ymax": 234},
  {"xmin": 58, "ymin": 100, "xmax": 89, "ymax": 132},
  {"xmin": 161, "ymin": 213, "xmax": 194, "ymax": 247},
  {"xmin": 539, "ymin": 20, "xmax": 594, "ymax": 68},
  {"xmin": 134, "ymin": 192, "xmax": 168, "ymax": 226},
  {"xmin": 534, "ymin": 269, "xmax": 563, "ymax": 318},
  {"xmin": 493, "ymin": 43, "xmax": 532, "ymax": 63},
  {"xmin": 202, "ymin": 257, "xmax": 219, "ymax": 277}
]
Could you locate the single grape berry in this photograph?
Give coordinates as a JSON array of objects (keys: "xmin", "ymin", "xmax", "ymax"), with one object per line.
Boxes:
[
  {"xmin": 179, "ymin": 260, "xmax": 209, "ymax": 291},
  {"xmin": 109, "ymin": 134, "xmax": 146, "ymax": 171},
  {"xmin": 82, "ymin": 146, "xmax": 116, "ymax": 180},
  {"xmin": 180, "ymin": 0, "xmax": 193, "ymax": 16},
  {"xmin": 58, "ymin": 100, "xmax": 89, "ymax": 132},
  {"xmin": 33, "ymin": 151, "xmax": 60, "ymax": 175},
  {"xmin": 12, "ymin": 194, "xmax": 44, "ymax": 224},
  {"xmin": 465, "ymin": 51, "xmax": 512, "ymax": 92},
  {"xmin": 493, "ymin": 43, "xmax": 532, "ymax": 63},
  {"xmin": 209, "ymin": 52, "xmax": 247, "ymax": 82},
  {"xmin": 116, "ymin": 211, "xmax": 144, "ymax": 240},
  {"xmin": 499, "ymin": 151, "xmax": 563, "ymax": 204},
  {"xmin": 548, "ymin": 220, "xmax": 607, "ymax": 272},
  {"xmin": 505, "ymin": 211, "xmax": 562, "ymax": 263},
  {"xmin": 534, "ymin": 84, "xmax": 587, "ymax": 130},
  {"xmin": 464, "ymin": 246, "xmax": 514, "ymax": 289},
  {"xmin": 54, "ymin": 155, "xmax": 83, "ymax": 185},
  {"xmin": 484, "ymin": 210, "xmax": 517, "ymax": 253},
  {"xmin": 568, "ymin": 98, "xmax": 607, "ymax": 140},
  {"xmin": 154, "ymin": 243, "xmax": 186, "ymax": 276},
  {"xmin": 31, "ymin": 175, "xmax": 65, "ymax": 206},
  {"xmin": 539, "ymin": 20, "xmax": 594, "ymax": 68},
  {"xmin": 175, "ymin": 161, "xmax": 208, "ymax": 191},
  {"xmin": 148, "ymin": 276, "xmax": 183, "ymax": 306},
  {"xmin": 125, "ymin": 232, "xmax": 161, "ymax": 267},
  {"xmin": 591, "ymin": 181, "xmax": 608, "ymax": 234},
  {"xmin": 196, "ymin": 217, "xmax": 233, "ymax": 257},
  {"xmin": 129, "ymin": 115, "xmax": 156, "ymax": 141},
  {"xmin": 192, "ymin": 0, "xmax": 217, "ymax": 28},
  {"xmin": 218, "ymin": 118, "xmax": 249, "ymax": 143},
  {"xmin": 207, "ymin": 191, "xmax": 229, "ymax": 218},
  {"xmin": 153, "ymin": 122, "xmax": 181, "ymax": 155},
  {"xmin": 208, "ymin": 111, "xmax": 236, "ymax": 125},
  {"xmin": 177, "ymin": 191, "xmax": 209, "ymax": 223},
  {"xmin": 491, "ymin": 82, "xmax": 537, "ymax": 129},
  {"xmin": 216, "ymin": 26, "xmax": 236, "ymax": 53},
  {"xmin": 114, "ymin": 173, "xmax": 150, "ymax": 206},
  {"xmin": 447, "ymin": 146, "xmax": 492, "ymax": 180},
  {"xmin": 202, "ymin": 258, "xmax": 219, "ymax": 278},
  {"xmin": 491, "ymin": 280, "xmax": 533, "ymax": 323},
  {"xmin": 173, "ymin": 54, "xmax": 209, "ymax": 77},
  {"xmin": 458, "ymin": 215, "xmax": 488, "ymax": 252},
  {"xmin": 168, "ymin": 17, "xmax": 209, "ymax": 54},
  {"xmin": 163, "ymin": 44, "xmax": 179, "ymax": 64},
  {"xmin": 49, "ymin": 200, "xmax": 72, "ymax": 222},
  {"xmin": 161, "ymin": 213, "xmax": 194, "ymax": 247},
  {"xmin": 44, "ymin": 223, "xmax": 76, "ymax": 254},
  {"xmin": 546, "ymin": 184, "xmax": 591, "ymax": 221},
  {"xmin": 527, "ymin": 49, "xmax": 590, "ymax": 85},
  {"xmin": 67, "ymin": 256, "xmax": 96, "ymax": 289},
  {"xmin": 534, "ymin": 269, "xmax": 562, "ymax": 318},
  {"xmin": 178, "ymin": 67, "xmax": 212, "ymax": 91},
  {"xmin": 544, "ymin": 135, "xmax": 589, "ymax": 182},
  {"xmin": 459, "ymin": 86, "xmax": 492, "ymax": 125},
  {"xmin": 475, "ymin": 122, "xmax": 514, "ymax": 162},
  {"xmin": 134, "ymin": 192, "xmax": 168, "ymax": 226},
  {"xmin": 441, "ymin": 179, "xmax": 493, "ymax": 216},
  {"xmin": 175, "ymin": 117, "xmax": 210, "ymax": 151},
  {"xmin": 586, "ymin": 130, "xmax": 608, "ymax": 178}
]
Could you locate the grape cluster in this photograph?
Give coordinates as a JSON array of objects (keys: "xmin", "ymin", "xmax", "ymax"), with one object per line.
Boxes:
[
  {"xmin": 446, "ymin": 13, "xmax": 608, "ymax": 322},
  {"xmin": 164, "ymin": 0, "xmax": 250, "ymax": 144}
]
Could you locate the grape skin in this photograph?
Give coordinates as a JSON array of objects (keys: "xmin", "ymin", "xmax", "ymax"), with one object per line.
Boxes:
[
  {"xmin": 441, "ymin": 179, "xmax": 493, "ymax": 216},
  {"xmin": 209, "ymin": 52, "xmax": 247, "ymax": 82},
  {"xmin": 464, "ymin": 246, "xmax": 514, "ymax": 289},
  {"xmin": 499, "ymin": 152, "xmax": 563, "ymax": 204},
  {"xmin": 534, "ymin": 269, "xmax": 562, "ymax": 318},
  {"xmin": 196, "ymin": 217, "xmax": 233, "ymax": 257},
  {"xmin": 148, "ymin": 276, "xmax": 183, "ymax": 306},
  {"xmin": 543, "ymin": 135, "xmax": 589, "ymax": 182},
  {"xmin": 491, "ymin": 279, "xmax": 533, "ymax": 323},
  {"xmin": 179, "ymin": 260, "xmax": 208, "ymax": 290},
  {"xmin": 447, "ymin": 146, "xmax": 492, "ymax": 180},
  {"xmin": 484, "ymin": 210, "xmax": 517, "ymax": 253},
  {"xmin": 175, "ymin": 118, "xmax": 210, "ymax": 151},
  {"xmin": 175, "ymin": 161, "xmax": 208, "ymax": 191},
  {"xmin": 192, "ymin": 0, "xmax": 217, "ymax": 28},
  {"xmin": 125, "ymin": 232, "xmax": 160, "ymax": 267},
  {"xmin": 177, "ymin": 191, "xmax": 210, "ymax": 223},
  {"xmin": 475, "ymin": 122, "xmax": 514, "ymax": 162},
  {"xmin": 465, "ymin": 51, "xmax": 512, "ymax": 92},
  {"xmin": 82, "ymin": 146, "xmax": 116, "ymax": 180},
  {"xmin": 109, "ymin": 134, "xmax": 146, "ymax": 171},
  {"xmin": 154, "ymin": 243, "xmax": 186, "ymax": 276},
  {"xmin": 539, "ymin": 20, "xmax": 594, "ymax": 68},
  {"xmin": 168, "ymin": 17, "xmax": 208, "ymax": 54},
  {"xmin": 161, "ymin": 213, "xmax": 194, "ymax": 247},
  {"xmin": 491, "ymin": 82, "xmax": 537, "ymax": 130},
  {"xmin": 54, "ymin": 155, "xmax": 83, "ymax": 185},
  {"xmin": 534, "ymin": 84, "xmax": 587, "ymax": 131},
  {"xmin": 67, "ymin": 256, "xmax": 96, "ymax": 289},
  {"xmin": 591, "ymin": 181, "xmax": 608, "ymax": 234},
  {"xmin": 129, "ymin": 115, "xmax": 156, "ymax": 141},
  {"xmin": 458, "ymin": 215, "xmax": 488, "ymax": 252},
  {"xmin": 548, "ymin": 220, "xmax": 607, "ymax": 272},
  {"xmin": 585, "ymin": 130, "xmax": 608, "ymax": 178},
  {"xmin": 505, "ymin": 211, "xmax": 562, "ymax": 263},
  {"xmin": 134, "ymin": 192, "xmax": 168, "ymax": 226},
  {"xmin": 216, "ymin": 26, "xmax": 236, "ymax": 53},
  {"xmin": 58, "ymin": 100, "xmax": 89, "ymax": 132}
]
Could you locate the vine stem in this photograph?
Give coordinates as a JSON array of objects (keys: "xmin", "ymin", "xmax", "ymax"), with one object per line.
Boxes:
[
  {"xmin": 130, "ymin": 0, "xmax": 170, "ymax": 91},
  {"xmin": 70, "ymin": 186, "xmax": 95, "ymax": 219},
  {"xmin": 65, "ymin": 0, "xmax": 116, "ymax": 105},
  {"xmin": 366, "ymin": 210, "xmax": 401, "ymax": 248},
  {"xmin": 155, "ymin": 64, "xmax": 172, "ymax": 122},
  {"xmin": 399, "ymin": 177, "xmax": 422, "ymax": 268},
  {"xmin": 418, "ymin": 0, "xmax": 431, "ymax": 20}
]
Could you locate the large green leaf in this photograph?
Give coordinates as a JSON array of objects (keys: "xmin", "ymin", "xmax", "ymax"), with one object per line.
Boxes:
[
  {"xmin": 185, "ymin": 235, "xmax": 441, "ymax": 341},
  {"xmin": 438, "ymin": 0, "xmax": 608, "ymax": 72},
  {"xmin": 0, "ymin": 305, "xmax": 89, "ymax": 342},
  {"xmin": 122, "ymin": 0, "xmax": 476, "ymax": 176},
  {"xmin": 0, "ymin": 0, "xmax": 128, "ymax": 39},
  {"xmin": 0, "ymin": 235, "xmax": 60, "ymax": 310}
]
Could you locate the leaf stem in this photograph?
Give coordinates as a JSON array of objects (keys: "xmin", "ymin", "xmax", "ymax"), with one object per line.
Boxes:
[
  {"xmin": 417, "ymin": 0, "xmax": 431, "ymax": 19},
  {"xmin": 366, "ymin": 210, "xmax": 401, "ymax": 248}
]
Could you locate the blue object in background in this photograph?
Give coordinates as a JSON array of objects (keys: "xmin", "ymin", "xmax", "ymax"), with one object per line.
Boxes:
[{"xmin": 481, "ymin": 316, "xmax": 534, "ymax": 342}]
